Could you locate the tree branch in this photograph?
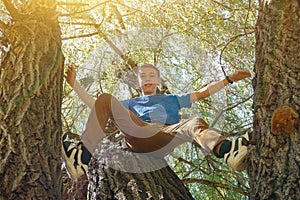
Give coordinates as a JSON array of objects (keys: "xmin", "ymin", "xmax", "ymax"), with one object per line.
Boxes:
[
  {"xmin": 62, "ymin": 31, "xmax": 98, "ymax": 40},
  {"xmin": 58, "ymin": 1, "xmax": 110, "ymax": 17},
  {"xmin": 59, "ymin": 21, "xmax": 96, "ymax": 26},
  {"xmin": 95, "ymin": 25, "xmax": 137, "ymax": 69},
  {"xmin": 210, "ymin": 93, "xmax": 254, "ymax": 127},
  {"xmin": 56, "ymin": 1, "xmax": 89, "ymax": 6},
  {"xmin": 0, "ymin": 20, "xmax": 8, "ymax": 31},
  {"xmin": 111, "ymin": 4, "xmax": 126, "ymax": 30},
  {"xmin": 181, "ymin": 178, "xmax": 249, "ymax": 196},
  {"xmin": 211, "ymin": 0, "xmax": 234, "ymax": 10},
  {"xmin": 218, "ymin": 31, "xmax": 255, "ymax": 74},
  {"xmin": 3, "ymin": 0, "xmax": 19, "ymax": 19}
]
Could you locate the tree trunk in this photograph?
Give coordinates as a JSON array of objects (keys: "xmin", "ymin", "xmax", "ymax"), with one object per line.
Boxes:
[
  {"xmin": 0, "ymin": 1, "xmax": 64, "ymax": 199},
  {"xmin": 249, "ymin": 0, "xmax": 300, "ymax": 199},
  {"xmin": 88, "ymin": 138, "xmax": 195, "ymax": 200}
]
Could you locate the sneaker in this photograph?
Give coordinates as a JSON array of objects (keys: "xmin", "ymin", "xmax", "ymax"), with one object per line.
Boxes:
[
  {"xmin": 224, "ymin": 133, "xmax": 250, "ymax": 171},
  {"xmin": 61, "ymin": 132, "xmax": 92, "ymax": 180}
]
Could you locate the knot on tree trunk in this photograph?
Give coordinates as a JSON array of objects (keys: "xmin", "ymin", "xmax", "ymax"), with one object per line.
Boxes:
[
  {"xmin": 271, "ymin": 105, "xmax": 298, "ymax": 135},
  {"xmin": 87, "ymin": 138, "xmax": 194, "ymax": 200}
]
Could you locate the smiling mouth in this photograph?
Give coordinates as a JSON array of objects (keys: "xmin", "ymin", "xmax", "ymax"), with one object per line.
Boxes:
[{"xmin": 143, "ymin": 83, "xmax": 154, "ymax": 87}]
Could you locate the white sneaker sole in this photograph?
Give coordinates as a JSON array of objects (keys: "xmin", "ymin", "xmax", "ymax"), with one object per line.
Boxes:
[
  {"xmin": 224, "ymin": 136, "xmax": 248, "ymax": 171},
  {"xmin": 61, "ymin": 137, "xmax": 85, "ymax": 180},
  {"xmin": 225, "ymin": 146, "xmax": 247, "ymax": 171}
]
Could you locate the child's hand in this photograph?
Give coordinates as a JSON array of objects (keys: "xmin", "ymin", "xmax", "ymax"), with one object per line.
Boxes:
[
  {"xmin": 64, "ymin": 66, "xmax": 77, "ymax": 87},
  {"xmin": 228, "ymin": 70, "xmax": 251, "ymax": 83}
]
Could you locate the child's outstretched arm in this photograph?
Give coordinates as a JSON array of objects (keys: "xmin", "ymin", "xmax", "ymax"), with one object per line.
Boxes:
[
  {"xmin": 65, "ymin": 66, "xmax": 95, "ymax": 109},
  {"xmin": 190, "ymin": 70, "xmax": 251, "ymax": 103}
]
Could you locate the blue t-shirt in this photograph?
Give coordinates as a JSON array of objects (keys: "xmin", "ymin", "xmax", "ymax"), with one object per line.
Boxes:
[{"xmin": 120, "ymin": 94, "xmax": 191, "ymax": 125}]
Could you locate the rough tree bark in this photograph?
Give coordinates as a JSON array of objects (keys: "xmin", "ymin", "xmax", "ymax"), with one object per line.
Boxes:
[
  {"xmin": 249, "ymin": 0, "xmax": 300, "ymax": 199},
  {"xmin": 88, "ymin": 138, "xmax": 194, "ymax": 200},
  {"xmin": 0, "ymin": 1, "xmax": 64, "ymax": 199}
]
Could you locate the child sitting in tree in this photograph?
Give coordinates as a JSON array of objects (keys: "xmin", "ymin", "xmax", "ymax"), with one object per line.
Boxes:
[{"xmin": 62, "ymin": 64, "xmax": 251, "ymax": 180}]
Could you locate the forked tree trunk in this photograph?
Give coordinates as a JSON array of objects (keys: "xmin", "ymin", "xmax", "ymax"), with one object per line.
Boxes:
[
  {"xmin": 249, "ymin": 0, "xmax": 300, "ymax": 199},
  {"xmin": 88, "ymin": 138, "xmax": 194, "ymax": 200},
  {"xmin": 0, "ymin": 1, "xmax": 64, "ymax": 199}
]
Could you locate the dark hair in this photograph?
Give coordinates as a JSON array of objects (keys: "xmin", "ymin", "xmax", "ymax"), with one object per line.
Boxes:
[{"xmin": 138, "ymin": 64, "xmax": 160, "ymax": 77}]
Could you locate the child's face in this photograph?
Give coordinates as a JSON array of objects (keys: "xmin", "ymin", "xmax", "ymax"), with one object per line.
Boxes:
[{"xmin": 137, "ymin": 67, "xmax": 161, "ymax": 95}]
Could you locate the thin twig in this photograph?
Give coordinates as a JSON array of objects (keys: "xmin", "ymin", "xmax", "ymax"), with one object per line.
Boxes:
[
  {"xmin": 210, "ymin": 93, "xmax": 253, "ymax": 127},
  {"xmin": 62, "ymin": 32, "xmax": 98, "ymax": 40},
  {"xmin": 218, "ymin": 31, "xmax": 255, "ymax": 73},
  {"xmin": 181, "ymin": 178, "xmax": 249, "ymax": 196}
]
